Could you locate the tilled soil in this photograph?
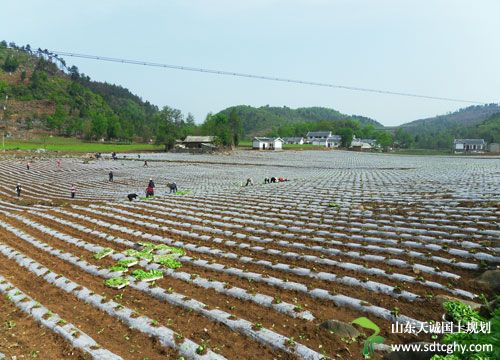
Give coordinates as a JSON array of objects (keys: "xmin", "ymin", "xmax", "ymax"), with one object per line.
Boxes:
[{"xmin": 0, "ymin": 294, "xmax": 90, "ymax": 360}]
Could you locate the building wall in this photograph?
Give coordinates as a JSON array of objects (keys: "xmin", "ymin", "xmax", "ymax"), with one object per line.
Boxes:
[
  {"xmin": 252, "ymin": 140, "xmax": 283, "ymax": 150},
  {"xmin": 489, "ymin": 143, "xmax": 500, "ymax": 152},
  {"xmin": 311, "ymin": 139, "xmax": 327, "ymax": 146}
]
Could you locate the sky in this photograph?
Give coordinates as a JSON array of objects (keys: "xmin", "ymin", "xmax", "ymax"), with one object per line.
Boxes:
[{"xmin": 2, "ymin": 0, "xmax": 499, "ymax": 126}]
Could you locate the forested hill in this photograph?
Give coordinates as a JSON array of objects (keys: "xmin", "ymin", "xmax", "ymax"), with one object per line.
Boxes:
[
  {"xmin": 0, "ymin": 41, "xmax": 165, "ymax": 141},
  {"xmin": 402, "ymin": 104, "xmax": 500, "ymax": 131},
  {"xmin": 216, "ymin": 105, "xmax": 382, "ymax": 137},
  {"xmin": 399, "ymin": 104, "xmax": 500, "ymax": 148}
]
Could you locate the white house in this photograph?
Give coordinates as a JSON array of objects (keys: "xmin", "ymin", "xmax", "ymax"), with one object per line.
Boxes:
[
  {"xmin": 252, "ymin": 137, "xmax": 283, "ymax": 150},
  {"xmin": 326, "ymin": 135, "xmax": 342, "ymax": 148},
  {"xmin": 306, "ymin": 131, "xmax": 343, "ymax": 147},
  {"xmin": 306, "ymin": 131, "xmax": 331, "ymax": 144},
  {"xmin": 282, "ymin": 137, "xmax": 304, "ymax": 145},
  {"xmin": 453, "ymin": 139, "xmax": 486, "ymax": 153},
  {"xmin": 350, "ymin": 139, "xmax": 373, "ymax": 151}
]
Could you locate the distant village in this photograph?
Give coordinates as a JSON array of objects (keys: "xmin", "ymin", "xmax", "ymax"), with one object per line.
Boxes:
[
  {"xmin": 174, "ymin": 131, "xmax": 383, "ymax": 152},
  {"xmin": 252, "ymin": 131, "xmax": 378, "ymax": 151},
  {"xmin": 174, "ymin": 132, "xmax": 496, "ymax": 154}
]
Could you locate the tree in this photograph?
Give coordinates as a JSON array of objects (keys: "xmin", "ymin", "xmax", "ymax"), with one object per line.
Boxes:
[
  {"xmin": 186, "ymin": 113, "xmax": 195, "ymax": 126},
  {"xmin": 155, "ymin": 106, "xmax": 186, "ymax": 150},
  {"xmin": 228, "ymin": 109, "xmax": 242, "ymax": 146},
  {"xmin": 46, "ymin": 104, "xmax": 67, "ymax": 132},
  {"xmin": 2, "ymin": 55, "xmax": 19, "ymax": 72},
  {"xmin": 107, "ymin": 115, "xmax": 122, "ymax": 139},
  {"xmin": 358, "ymin": 124, "xmax": 375, "ymax": 139},
  {"xmin": 68, "ymin": 65, "xmax": 80, "ymax": 80},
  {"xmin": 394, "ymin": 128, "xmax": 413, "ymax": 148},
  {"xmin": 90, "ymin": 112, "xmax": 108, "ymax": 139},
  {"xmin": 201, "ymin": 113, "xmax": 233, "ymax": 146},
  {"xmin": 339, "ymin": 128, "xmax": 354, "ymax": 148},
  {"xmin": 376, "ymin": 132, "xmax": 393, "ymax": 149}
]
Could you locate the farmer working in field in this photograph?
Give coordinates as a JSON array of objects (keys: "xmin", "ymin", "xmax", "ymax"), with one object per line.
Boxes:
[
  {"xmin": 70, "ymin": 185, "xmax": 77, "ymax": 199},
  {"xmin": 167, "ymin": 182, "xmax": 178, "ymax": 194},
  {"xmin": 15, "ymin": 183, "xmax": 22, "ymax": 197},
  {"xmin": 109, "ymin": 171, "xmax": 114, "ymax": 182},
  {"xmin": 146, "ymin": 178, "xmax": 155, "ymax": 197}
]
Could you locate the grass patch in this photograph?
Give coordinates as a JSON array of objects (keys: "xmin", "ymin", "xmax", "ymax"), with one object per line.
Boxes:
[{"xmin": 4, "ymin": 136, "xmax": 163, "ymax": 153}]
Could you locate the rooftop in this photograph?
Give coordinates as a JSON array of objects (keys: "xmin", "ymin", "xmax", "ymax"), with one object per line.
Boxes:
[
  {"xmin": 183, "ymin": 136, "xmax": 216, "ymax": 143},
  {"xmin": 453, "ymin": 139, "xmax": 486, "ymax": 145}
]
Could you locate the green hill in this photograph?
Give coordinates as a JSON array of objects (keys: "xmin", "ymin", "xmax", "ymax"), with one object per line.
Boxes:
[
  {"xmin": 216, "ymin": 105, "xmax": 382, "ymax": 137},
  {"xmin": 0, "ymin": 41, "xmax": 160, "ymax": 141},
  {"xmin": 399, "ymin": 104, "xmax": 500, "ymax": 148}
]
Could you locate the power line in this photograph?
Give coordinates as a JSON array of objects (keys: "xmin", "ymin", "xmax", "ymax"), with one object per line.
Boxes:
[{"xmin": 50, "ymin": 50, "xmax": 486, "ymax": 105}]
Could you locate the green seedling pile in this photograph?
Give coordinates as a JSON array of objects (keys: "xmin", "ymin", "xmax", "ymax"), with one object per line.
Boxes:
[
  {"xmin": 93, "ymin": 248, "xmax": 114, "ymax": 260},
  {"xmin": 154, "ymin": 255, "xmax": 182, "ymax": 269},
  {"xmin": 431, "ymin": 301, "xmax": 499, "ymax": 360},
  {"xmin": 139, "ymin": 242, "xmax": 186, "ymax": 256},
  {"xmin": 132, "ymin": 269, "xmax": 164, "ymax": 282},
  {"xmin": 109, "ymin": 265, "xmax": 129, "ymax": 273},
  {"xmin": 443, "ymin": 301, "xmax": 484, "ymax": 323},
  {"xmin": 117, "ymin": 259, "xmax": 138, "ymax": 267},
  {"xmin": 97, "ymin": 243, "xmax": 185, "ymax": 288},
  {"xmin": 105, "ymin": 277, "xmax": 129, "ymax": 289}
]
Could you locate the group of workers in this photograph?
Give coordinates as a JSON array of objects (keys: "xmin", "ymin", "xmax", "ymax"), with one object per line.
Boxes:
[
  {"xmin": 244, "ymin": 176, "xmax": 289, "ymax": 186},
  {"xmin": 16, "ymin": 157, "xmax": 179, "ymax": 200}
]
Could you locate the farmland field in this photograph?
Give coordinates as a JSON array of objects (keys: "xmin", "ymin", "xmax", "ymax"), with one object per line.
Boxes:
[{"xmin": 0, "ymin": 150, "xmax": 498, "ymax": 360}]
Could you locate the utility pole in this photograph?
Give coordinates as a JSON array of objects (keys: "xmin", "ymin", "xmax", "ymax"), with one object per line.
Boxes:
[
  {"xmin": 1, "ymin": 95, "xmax": 7, "ymax": 152},
  {"xmin": 2, "ymin": 95, "xmax": 9, "ymax": 152}
]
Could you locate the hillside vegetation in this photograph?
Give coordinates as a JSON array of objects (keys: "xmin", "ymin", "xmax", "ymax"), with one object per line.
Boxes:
[
  {"xmin": 0, "ymin": 41, "xmax": 177, "ymax": 142},
  {"xmin": 400, "ymin": 104, "xmax": 500, "ymax": 148},
  {"xmin": 217, "ymin": 105, "xmax": 382, "ymax": 138}
]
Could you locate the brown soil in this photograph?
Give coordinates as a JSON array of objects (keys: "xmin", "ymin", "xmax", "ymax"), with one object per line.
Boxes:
[
  {"xmin": 0, "ymin": 293, "xmax": 90, "ymax": 359},
  {"xmin": 0, "ymin": 216, "xmax": 292, "ymax": 360}
]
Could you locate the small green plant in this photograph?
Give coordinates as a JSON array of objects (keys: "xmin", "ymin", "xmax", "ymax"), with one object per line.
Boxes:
[
  {"xmin": 196, "ymin": 343, "xmax": 208, "ymax": 355},
  {"xmin": 285, "ymin": 337, "xmax": 296, "ymax": 347},
  {"xmin": 5, "ymin": 320, "xmax": 16, "ymax": 329},
  {"xmin": 42, "ymin": 311, "xmax": 54, "ymax": 320},
  {"xmin": 351, "ymin": 317, "xmax": 385, "ymax": 359},
  {"xmin": 252, "ymin": 323, "xmax": 263, "ymax": 331},
  {"xmin": 391, "ymin": 307, "xmax": 400, "ymax": 317}
]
